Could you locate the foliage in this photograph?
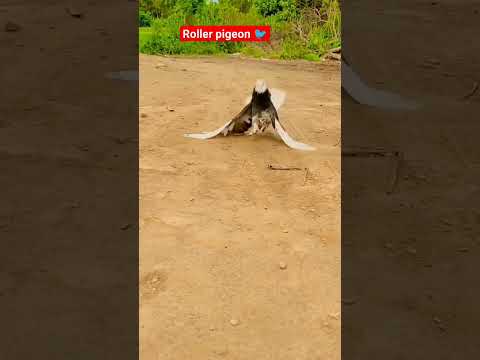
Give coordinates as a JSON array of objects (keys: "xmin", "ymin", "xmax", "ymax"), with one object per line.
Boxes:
[
  {"xmin": 229, "ymin": 0, "xmax": 253, "ymax": 13},
  {"xmin": 253, "ymin": 0, "xmax": 282, "ymax": 17},
  {"xmin": 139, "ymin": 9, "xmax": 154, "ymax": 27},
  {"xmin": 139, "ymin": 27, "xmax": 154, "ymax": 49},
  {"xmin": 139, "ymin": 0, "xmax": 341, "ymax": 61},
  {"xmin": 140, "ymin": 0, "xmax": 176, "ymax": 17},
  {"xmin": 252, "ymin": 0, "xmax": 296, "ymax": 19},
  {"xmin": 173, "ymin": 0, "xmax": 205, "ymax": 16}
]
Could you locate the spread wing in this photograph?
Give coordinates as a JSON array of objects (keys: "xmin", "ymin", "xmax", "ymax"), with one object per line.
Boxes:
[
  {"xmin": 273, "ymin": 118, "xmax": 316, "ymax": 151},
  {"xmin": 270, "ymin": 88, "xmax": 287, "ymax": 111},
  {"xmin": 184, "ymin": 103, "xmax": 251, "ymax": 140},
  {"xmin": 342, "ymin": 60, "xmax": 419, "ymax": 110},
  {"xmin": 183, "ymin": 119, "xmax": 234, "ymax": 140}
]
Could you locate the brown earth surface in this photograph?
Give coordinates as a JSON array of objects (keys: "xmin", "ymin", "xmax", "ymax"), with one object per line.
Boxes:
[
  {"xmin": 343, "ymin": 1, "xmax": 480, "ymax": 359},
  {"xmin": 1, "ymin": 1, "xmax": 138, "ymax": 358},
  {"xmin": 139, "ymin": 55, "xmax": 341, "ymax": 360}
]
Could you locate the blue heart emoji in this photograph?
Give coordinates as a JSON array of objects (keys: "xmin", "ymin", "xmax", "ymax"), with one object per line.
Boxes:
[{"xmin": 255, "ymin": 29, "xmax": 266, "ymax": 39}]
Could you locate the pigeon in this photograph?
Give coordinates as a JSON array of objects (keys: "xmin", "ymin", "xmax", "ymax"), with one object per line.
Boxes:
[{"xmin": 184, "ymin": 80, "xmax": 315, "ymax": 151}]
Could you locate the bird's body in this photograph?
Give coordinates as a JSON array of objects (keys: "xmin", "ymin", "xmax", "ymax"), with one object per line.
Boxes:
[
  {"xmin": 218, "ymin": 80, "xmax": 278, "ymax": 136},
  {"xmin": 248, "ymin": 81, "xmax": 279, "ymax": 133},
  {"xmin": 249, "ymin": 111, "xmax": 273, "ymax": 134}
]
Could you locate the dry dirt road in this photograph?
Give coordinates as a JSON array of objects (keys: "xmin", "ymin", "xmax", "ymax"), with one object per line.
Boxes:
[{"xmin": 139, "ymin": 55, "xmax": 341, "ymax": 360}]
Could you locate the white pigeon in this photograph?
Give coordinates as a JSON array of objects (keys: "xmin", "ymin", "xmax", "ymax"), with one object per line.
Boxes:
[{"xmin": 185, "ymin": 80, "xmax": 315, "ymax": 151}]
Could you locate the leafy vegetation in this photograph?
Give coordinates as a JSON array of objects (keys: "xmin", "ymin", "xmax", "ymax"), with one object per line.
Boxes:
[
  {"xmin": 139, "ymin": 0, "xmax": 340, "ymax": 61},
  {"xmin": 139, "ymin": 9, "xmax": 154, "ymax": 27}
]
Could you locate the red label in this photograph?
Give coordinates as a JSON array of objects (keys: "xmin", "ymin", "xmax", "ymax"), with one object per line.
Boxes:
[{"xmin": 180, "ymin": 25, "xmax": 271, "ymax": 42}]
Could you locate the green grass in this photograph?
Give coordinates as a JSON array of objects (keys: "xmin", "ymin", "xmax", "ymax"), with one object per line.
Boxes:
[
  {"xmin": 139, "ymin": 0, "xmax": 341, "ymax": 62},
  {"xmin": 240, "ymin": 45, "xmax": 266, "ymax": 58},
  {"xmin": 139, "ymin": 27, "xmax": 154, "ymax": 49}
]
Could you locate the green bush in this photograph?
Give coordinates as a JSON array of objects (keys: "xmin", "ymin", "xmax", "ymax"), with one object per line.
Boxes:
[
  {"xmin": 173, "ymin": 0, "xmax": 205, "ymax": 16},
  {"xmin": 279, "ymin": 38, "xmax": 309, "ymax": 59},
  {"xmin": 140, "ymin": 13, "xmax": 245, "ymax": 55},
  {"xmin": 139, "ymin": 0, "xmax": 341, "ymax": 61},
  {"xmin": 240, "ymin": 45, "xmax": 265, "ymax": 58},
  {"xmin": 253, "ymin": 0, "xmax": 296, "ymax": 18},
  {"xmin": 253, "ymin": 0, "xmax": 281, "ymax": 16},
  {"xmin": 229, "ymin": 0, "xmax": 254, "ymax": 13},
  {"xmin": 139, "ymin": 9, "xmax": 154, "ymax": 27},
  {"xmin": 140, "ymin": 0, "xmax": 177, "ymax": 17}
]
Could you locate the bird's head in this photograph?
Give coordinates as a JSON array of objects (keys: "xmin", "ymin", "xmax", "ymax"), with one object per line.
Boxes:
[{"xmin": 254, "ymin": 79, "xmax": 268, "ymax": 94}]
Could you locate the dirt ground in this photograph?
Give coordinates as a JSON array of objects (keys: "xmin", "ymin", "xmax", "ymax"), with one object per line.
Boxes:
[
  {"xmin": 139, "ymin": 55, "xmax": 340, "ymax": 360},
  {"xmin": 343, "ymin": 1, "xmax": 480, "ymax": 359},
  {"xmin": 2, "ymin": 1, "xmax": 138, "ymax": 358}
]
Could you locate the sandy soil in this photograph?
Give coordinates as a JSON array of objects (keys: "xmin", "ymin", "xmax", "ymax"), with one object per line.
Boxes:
[{"xmin": 139, "ymin": 55, "xmax": 340, "ymax": 360}]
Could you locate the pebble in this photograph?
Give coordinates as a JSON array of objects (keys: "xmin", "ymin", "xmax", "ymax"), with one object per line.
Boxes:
[
  {"xmin": 121, "ymin": 223, "xmax": 132, "ymax": 230},
  {"xmin": 328, "ymin": 312, "xmax": 340, "ymax": 320},
  {"xmin": 69, "ymin": 202, "xmax": 80, "ymax": 209},
  {"xmin": 426, "ymin": 58, "xmax": 440, "ymax": 64},
  {"xmin": 407, "ymin": 247, "xmax": 417, "ymax": 255},
  {"xmin": 342, "ymin": 298, "xmax": 357, "ymax": 305},
  {"xmin": 432, "ymin": 316, "xmax": 447, "ymax": 331},
  {"xmin": 5, "ymin": 21, "xmax": 21, "ymax": 32},
  {"xmin": 440, "ymin": 218, "xmax": 453, "ymax": 226},
  {"xmin": 214, "ymin": 348, "xmax": 228, "ymax": 356},
  {"xmin": 282, "ymin": 229, "xmax": 288, "ymax": 233},
  {"xmin": 279, "ymin": 261, "xmax": 288, "ymax": 270},
  {"xmin": 229, "ymin": 319, "xmax": 239, "ymax": 326},
  {"xmin": 66, "ymin": 7, "xmax": 83, "ymax": 18}
]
